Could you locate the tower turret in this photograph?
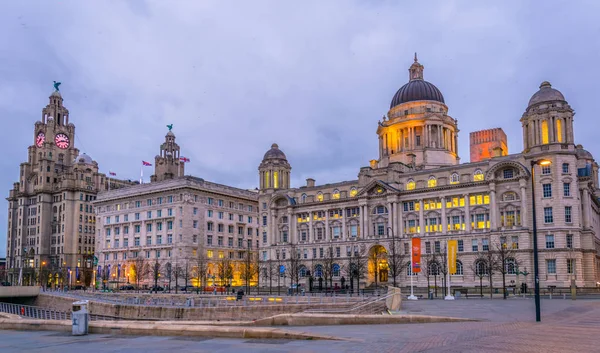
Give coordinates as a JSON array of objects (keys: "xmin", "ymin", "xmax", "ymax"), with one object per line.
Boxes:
[
  {"xmin": 150, "ymin": 127, "xmax": 184, "ymax": 182},
  {"xmin": 258, "ymin": 143, "xmax": 291, "ymax": 193}
]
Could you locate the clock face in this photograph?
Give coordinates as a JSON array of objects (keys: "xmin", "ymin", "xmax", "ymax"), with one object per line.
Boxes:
[
  {"xmin": 54, "ymin": 133, "xmax": 70, "ymax": 149},
  {"xmin": 36, "ymin": 132, "xmax": 45, "ymax": 148}
]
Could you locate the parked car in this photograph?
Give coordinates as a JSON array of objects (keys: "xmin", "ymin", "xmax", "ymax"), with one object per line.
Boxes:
[
  {"xmin": 0, "ymin": 282, "xmax": 11, "ymax": 286},
  {"xmin": 150, "ymin": 286, "xmax": 164, "ymax": 292},
  {"xmin": 119, "ymin": 285, "xmax": 135, "ymax": 290}
]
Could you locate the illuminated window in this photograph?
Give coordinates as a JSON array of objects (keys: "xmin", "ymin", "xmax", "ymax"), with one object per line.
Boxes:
[
  {"xmin": 406, "ymin": 179, "xmax": 415, "ymax": 190},
  {"xmin": 349, "ymin": 187, "xmax": 358, "ymax": 197},
  {"xmin": 427, "ymin": 176, "xmax": 437, "ymax": 188},
  {"xmin": 450, "ymin": 173, "xmax": 459, "ymax": 184},
  {"xmin": 541, "ymin": 120, "xmax": 549, "ymax": 144},
  {"xmin": 556, "ymin": 119, "xmax": 563, "ymax": 143},
  {"xmin": 218, "ymin": 251, "xmax": 224, "ymax": 259},
  {"xmin": 469, "ymin": 194, "xmax": 490, "ymax": 205},
  {"xmin": 316, "ymin": 192, "xmax": 324, "ymax": 202},
  {"xmin": 273, "ymin": 171, "xmax": 279, "ymax": 188},
  {"xmin": 332, "ymin": 189, "xmax": 340, "ymax": 199},
  {"xmin": 473, "ymin": 169, "xmax": 484, "ymax": 182},
  {"xmin": 265, "ymin": 171, "xmax": 270, "ymax": 188}
]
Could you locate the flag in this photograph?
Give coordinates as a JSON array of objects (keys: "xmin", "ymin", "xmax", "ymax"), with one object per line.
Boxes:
[
  {"xmin": 109, "ymin": 171, "xmax": 117, "ymax": 176},
  {"xmin": 142, "ymin": 161, "xmax": 152, "ymax": 166},
  {"xmin": 179, "ymin": 157, "xmax": 190, "ymax": 163},
  {"xmin": 448, "ymin": 240, "xmax": 458, "ymax": 275},
  {"xmin": 411, "ymin": 238, "xmax": 421, "ymax": 273}
]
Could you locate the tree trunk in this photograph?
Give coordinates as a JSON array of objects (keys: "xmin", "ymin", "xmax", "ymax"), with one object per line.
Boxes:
[
  {"xmin": 502, "ymin": 272, "xmax": 507, "ymax": 299},
  {"xmin": 479, "ymin": 277, "xmax": 483, "ymax": 297},
  {"xmin": 489, "ymin": 276, "xmax": 493, "ymax": 299}
]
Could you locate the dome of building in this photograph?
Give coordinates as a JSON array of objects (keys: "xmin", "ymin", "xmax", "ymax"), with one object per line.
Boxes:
[
  {"xmin": 390, "ymin": 80, "xmax": 445, "ymax": 108},
  {"xmin": 390, "ymin": 54, "xmax": 445, "ymax": 109},
  {"xmin": 528, "ymin": 81, "xmax": 565, "ymax": 107},
  {"xmin": 576, "ymin": 145, "xmax": 593, "ymax": 160},
  {"xmin": 263, "ymin": 143, "xmax": 287, "ymax": 160},
  {"xmin": 73, "ymin": 153, "xmax": 93, "ymax": 164}
]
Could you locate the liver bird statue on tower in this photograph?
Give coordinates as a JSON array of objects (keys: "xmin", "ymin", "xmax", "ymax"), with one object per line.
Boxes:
[
  {"xmin": 166, "ymin": 124, "xmax": 173, "ymax": 131},
  {"xmin": 53, "ymin": 81, "xmax": 61, "ymax": 92}
]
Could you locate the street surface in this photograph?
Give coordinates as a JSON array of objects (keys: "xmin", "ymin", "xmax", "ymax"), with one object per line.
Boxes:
[{"xmin": 1, "ymin": 298, "xmax": 599, "ymax": 352}]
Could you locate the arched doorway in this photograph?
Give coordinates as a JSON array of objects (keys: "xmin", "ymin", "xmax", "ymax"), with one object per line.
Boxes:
[{"xmin": 368, "ymin": 245, "xmax": 389, "ymax": 287}]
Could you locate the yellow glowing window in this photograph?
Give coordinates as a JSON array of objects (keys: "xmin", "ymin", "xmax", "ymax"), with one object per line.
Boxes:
[
  {"xmin": 415, "ymin": 202, "xmax": 420, "ymax": 211},
  {"xmin": 541, "ymin": 120, "xmax": 549, "ymax": 144},
  {"xmin": 473, "ymin": 170, "xmax": 484, "ymax": 182},
  {"xmin": 218, "ymin": 251, "xmax": 224, "ymax": 259},
  {"xmin": 207, "ymin": 250, "xmax": 213, "ymax": 258},
  {"xmin": 484, "ymin": 195, "xmax": 490, "ymax": 204},
  {"xmin": 556, "ymin": 119, "xmax": 563, "ymax": 143},
  {"xmin": 446, "ymin": 201, "xmax": 451, "ymax": 208},
  {"xmin": 332, "ymin": 190, "xmax": 340, "ymax": 199},
  {"xmin": 265, "ymin": 172, "xmax": 270, "ymax": 188},
  {"xmin": 317, "ymin": 193, "xmax": 324, "ymax": 202},
  {"xmin": 273, "ymin": 171, "xmax": 279, "ymax": 189},
  {"xmin": 406, "ymin": 180, "xmax": 416, "ymax": 190},
  {"xmin": 350, "ymin": 188, "xmax": 358, "ymax": 197},
  {"xmin": 428, "ymin": 177, "xmax": 437, "ymax": 188}
]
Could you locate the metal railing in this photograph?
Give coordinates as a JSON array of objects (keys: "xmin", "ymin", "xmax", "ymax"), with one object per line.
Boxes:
[{"xmin": 0, "ymin": 302, "xmax": 116, "ymax": 321}]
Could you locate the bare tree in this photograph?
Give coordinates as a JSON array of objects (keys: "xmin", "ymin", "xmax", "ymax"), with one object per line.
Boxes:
[
  {"xmin": 130, "ymin": 256, "xmax": 148, "ymax": 292},
  {"xmin": 484, "ymin": 248, "xmax": 498, "ymax": 299},
  {"xmin": 260, "ymin": 259, "xmax": 276, "ymax": 294},
  {"xmin": 387, "ymin": 233, "xmax": 409, "ymax": 288},
  {"xmin": 165, "ymin": 262, "xmax": 173, "ymax": 292},
  {"xmin": 150, "ymin": 260, "xmax": 161, "ymax": 293},
  {"xmin": 470, "ymin": 254, "xmax": 488, "ymax": 297},
  {"xmin": 192, "ymin": 249, "xmax": 209, "ymax": 294},
  {"xmin": 492, "ymin": 239, "xmax": 520, "ymax": 299},
  {"xmin": 345, "ymin": 242, "xmax": 368, "ymax": 296},
  {"xmin": 217, "ymin": 257, "xmax": 233, "ymax": 288},
  {"xmin": 178, "ymin": 258, "xmax": 193, "ymax": 290},
  {"xmin": 321, "ymin": 246, "xmax": 337, "ymax": 294},
  {"xmin": 239, "ymin": 240, "xmax": 258, "ymax": 294},
  {"xmin": 286, "ymin": 243, "xmax": 304, "ymax": 294}
]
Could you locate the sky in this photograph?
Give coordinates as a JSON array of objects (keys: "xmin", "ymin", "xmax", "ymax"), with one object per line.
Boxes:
[{"xmin": 1, "ymin": 0, "xmax": 600, "ymax": 257}]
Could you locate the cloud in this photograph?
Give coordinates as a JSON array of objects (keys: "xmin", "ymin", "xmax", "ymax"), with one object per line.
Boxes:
[{"xmin": 1, "ymin": 1, "xmax": 600, "ymax": 256}]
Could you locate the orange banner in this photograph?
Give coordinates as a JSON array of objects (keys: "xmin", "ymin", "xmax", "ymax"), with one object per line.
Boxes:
[
  {"xmin": 448, "ymin": 240, "xmax": 458, "ymax": 275},
  {"xmin": 411, "ymin": 238, "xmax": 421, "ymax": 273}
]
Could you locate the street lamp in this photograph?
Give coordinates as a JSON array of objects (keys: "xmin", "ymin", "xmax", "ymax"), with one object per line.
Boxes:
[{"xmin": 530, "ymin": 159, "xmax": 550, "ymax": 322}]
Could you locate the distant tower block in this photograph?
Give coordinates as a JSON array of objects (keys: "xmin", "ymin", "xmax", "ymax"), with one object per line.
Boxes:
[{"xmin": 469, "ymin": 128, "xmax": 508, "ymax": 162}]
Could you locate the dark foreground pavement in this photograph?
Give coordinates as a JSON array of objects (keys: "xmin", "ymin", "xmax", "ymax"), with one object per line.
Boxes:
[{"xmin": 2, "ymin": 298, "xmax": 600, "ymax": 352}]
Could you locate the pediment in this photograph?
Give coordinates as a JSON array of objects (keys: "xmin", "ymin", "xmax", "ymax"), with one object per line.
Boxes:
[{"xmin": 356, "ymin": 180, "xmax": 399, "ymax": 197}]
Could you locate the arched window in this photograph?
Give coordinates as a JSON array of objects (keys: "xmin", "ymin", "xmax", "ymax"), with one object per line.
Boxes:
[
  {"xmin": 332, "ymin": 264, "xmax": 340, "ymax": 277},
  {"xmin": 332, "ymin": 189, "xmax": 340, "ymax": 199},
  {"xmin": 455, "ymin": 260, "xmax": 464, "ymax": 275},
  {"xmin": 299, "ymin": 266, "xmax": 307, "ymax": 278},
  {"xmin": 428, "ymin": 176, "xmax": 437, "ymax": 188},
  {"xmin": 450, "ymin": 173, "xmax": 460, "ymax": 184},
  {"xmin": 301, "ymin": 194, "xmax": 307, "ymax": 203},
  {"xmin": 265, "ymin": 171, "xmax": 270, "ymax": 188},
  {"xmin": 541, "ymin": 120, "xmax": 549, "ymax": 144},
  {"xmin": 350, "ymin": 187, "xmax": 358, "ymax": 197},
  {"xmin": 428, "ymin": 262, "xmax": 440, "ymax": 276},
  {"xmin": 315, "ymin": 264, "xmax": 323, "ymax": 277},
  {"xmin": 475, "ymin": 260, "xmax": 488, "ymax": 276},
  {"xmin": 406, "ymin": 179, "xmax": 416, "ymax": 190},
  {"xmin": 473, "ymin": 169, "xmax": 484, "ymax": 182},
  {"xmin": 273, "ymin": 171, "xmax": 279, "ymax": 188},
  {"xmin": 503, "ymin": 192, "xmax": 517, "ymax": 202},
  {"xmin": 556, "ymin": 119, "xmax": 563, "ymax": 143},
  {"xmin": 372, "ymin": 205, "xmax": 388, "ymax": 214},
  {"xmin": 505, "ymin": 258, "xmax": 516, "ymax": 275},
  {"xmin": 316, "ymin": 192, "xmax": 324, "ymax": 202}
]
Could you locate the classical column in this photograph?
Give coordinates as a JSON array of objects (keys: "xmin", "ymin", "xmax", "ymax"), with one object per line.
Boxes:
[
  {"xmin": 489, "ymin": 183, "xmax": 497, "ymax": 230},
  {"xmin": 582, "ymin": 188, "xmax": 590, "ymax": 229},
  {"xmin": 325, "ymin": 208, "xmax": 330, "ymax": 240},
  {"xmin": 519, "ymin": 178, "xmax": 528, "ymax": 227},
  {"xmin": 270, "ymin": 209, "xmax": 277, "ymax": 243},
  {"xmin": 288, "ymin": 208, "xmax": 295, "ymax": 243},
  {"xmin": 308, "ymin": 211, "xmax": 313, "ymax": 242},
  {"xmin": 359, "ymin": 204, "xmax": 365, "ymax": 238},
  {"xmin": 464, "ymin": 194, "xmax": 471, "ymax": 232},
  {"xmin": 419, "ymin": 200, "xmax": 425, "ymax": 236},
  {"xmin": 396, "ymin": 201, "xmax": 404, "ymax": 238},
  {"xmin": 441, "ymin": 197, "xmax": 447, "ymax": 235},
  {"xmin": 548, "ymin": 118, "xmax": 555, "ymax": 143},
  {"xmin": 387, "ymin": 202, "xmax": 393, "ymax": 237},
  {"xmin": 342, "ymin": 207, "xmax": 347, "ymax": 240}
]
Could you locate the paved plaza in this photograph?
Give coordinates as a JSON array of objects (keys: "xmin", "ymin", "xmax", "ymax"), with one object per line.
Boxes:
[{"xmin": 1, "ymin": 298, "xmax": 600, "ymax": 352}]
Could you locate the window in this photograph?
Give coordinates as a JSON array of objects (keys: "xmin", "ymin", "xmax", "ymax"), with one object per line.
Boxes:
[
  {"xmin": 457, "ymin": 240, "xmax": 463, "ymax": 252},
  {"xmin": 482, "ymin": 239, "xmax": 489, "ymax": 251},
  {"xmin": 428, "ymin": 176, "xmax": 437, "ymax": 188},
  {"xmin": 167, "ymin": 221, "xmax": 173, "ymax": 230},
  {"xmin": 565, "ymin": 206, "xmax": 572, "ymax": 223},
  {"xmin": 207, "ymin": 250, "xmax": 213, "ymax": 258},
  {"xmin": 350, "ymin": 187, "xmax": 358, "ymax": 197},
  {"xmin": 545, "ymin": 234, "xmax": 555, "ymax": 249},
  {"xmin": 207, "ymin": 198, "xmax": 213, "ymax": 205},
  {"xmin": 193, "ymin": 207, "xmax": 198, "ymax": 215},
  {"xmin": 168, "ymin": 208, "xmax": 173, "ymax": 216},
  {"xmin": 146, "ymin": 224, "xmax": 152, "ymax": 232},
  {"xmin": 541, "ymin": 165, "xmax": 551, "ymax": 175},
  {"xmin": 542, "ymin": 184, "xmax": 552, "ymax": 198},
  {"xmin": 207, "ymin": 235, "xmax": 212, "ymax": 245},
  {"xmin": 476, "ymin": 260, "xmax": 488, "ymax": 276},
  {"xmin": 135, "ymin": 201, "xmax": 141, "ymax": 208},
  {"xmin": 377, "ymin": 223, "xmax": 385, "ymax": 236},
  {"xmin": 503, "ymin": 169, "xmax": 514, "ymax": 179},
  {"xmin": 146, "ymin": 236, "xmax": 152, "ymax": 245},
  {"xmin": 134, "ymin": 237, "xmax": 140, "ymax": 246},
  {"xmin": 566, "ymin": 234, "xmax": 573, "ymax": 249},
  {"xmin": 434, "ymin": 241, "xmax": 441, "ymax": 253},
  {"xmin": 562, "ymin": 163, "xmax": 569, "ymax": 174},
  {"xmin": 425, "ymin": 242, "xmax": 431, "ymax": 254},
  {"xmin": 472, "ymin": 239, "xmax": 478, "ymax": 252},
  {"xmin": 547, "ymin": 259, "xmax": 556, "ymax": 274},
  {"xmin": 134, "ymin": 225, "xmax": 140, "ymax": 233},
  {"xmin": 332, "ymin": 190, "xmax": 340, "ymax": 199},
  {"xmin": 455, "ymin": 260, "xmax": 463, "ymax": 275},
  {"xmin": 316, "ymin": 192, "xmax": 324, "ymax": 202},
  {"xmin": 406, "ymin": 179, "xmax": 416, "ymax": 190},
  {"xmin": 567, "ymin": 259, "xmax": 574, "ymax": 274},
  {"xmin": 450, "ymin": 173, "xmax": 459, "ymax": 184},
  {"xmin": 563, "ymin": 183, "xmax": 571, "ymax": 197},
  {"xmin": 193, "ymin": 220, "xmax": 198, "ymax": 228},
  {"xmin": 350, "ymin": 225, "xmax": 358, "ymax": 237},
  {"xmin": 208, "ymin": 210, "xmax": 213, "ymax": 218},
  {"xmin": 147, "ymin": 199, "xmax": 152, "ymax": 206},
  {"xmin": 262, "ymin": 216, "xmax": 267, "ymax": 226},
  {"xmin": 511, "ymin": 236, "xmax": 519, "ymax": 249},
  {"xmin": 157, "ymin": 235, "xmax": 162, "ymax": 244},
  {"xmin": 505, "ymin": 258, "xmax": 516, "ymax": 274},
  {"xmin": 157, "ymin": 197, "xmax": 163, "ymax": 204},
  {"xmin": 473, "ymin": 169, "xmax": 484, "ymax": 182},
  {"xmin": 543, "ymin": 207, "xmax": 553, "ymax": 223},
  {"xmin": 262, "ymin": 232, "xmax": 267, "ymax": 244},
  {"xmin": 135, "ymin": 213, "xmax": 140, "ymax": 220},
  {"xmin": 167, "ymin": 234, "xmax": 172, "ymax": 244}
]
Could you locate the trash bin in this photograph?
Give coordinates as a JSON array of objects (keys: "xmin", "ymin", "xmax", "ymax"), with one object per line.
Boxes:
[{"xmin": 72, "ymin": 300, "xmax": 89, "ymax": 336}]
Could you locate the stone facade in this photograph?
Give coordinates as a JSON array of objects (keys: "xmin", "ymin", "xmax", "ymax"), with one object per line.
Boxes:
[
  {"xmin": 258, "ymin": 58, "xmax": 600, "ymax": 292},
  {"xmin": 94, "ymin": 141, "xmax": 259, "ymax": 288},
  {"xmin": 5, "ymin": 90, "xmax": 134, "ymax": 287},
  {"xmin": 470, "ymin": 128, "xmax": 508, "ymax": 163}
]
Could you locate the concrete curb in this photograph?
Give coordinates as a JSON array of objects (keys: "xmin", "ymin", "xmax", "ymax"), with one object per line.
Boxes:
[
  {"xmin": 251, "ymin": 313, "xmax": 478, "ymax": 326},
  {"xmin": 0, "ymin": 318, "xmax": 343, "ymax": 340}
]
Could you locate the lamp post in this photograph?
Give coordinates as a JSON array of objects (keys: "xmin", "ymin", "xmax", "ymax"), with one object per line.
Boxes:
[{"xmin": 530, "ymin": 159, "xmax": 550, "ymax": 322}]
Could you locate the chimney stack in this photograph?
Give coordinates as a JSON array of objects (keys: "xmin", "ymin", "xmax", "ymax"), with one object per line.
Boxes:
[{"xmin": 306, "ymin": 178, "xmax": 315, "ymax": 187}]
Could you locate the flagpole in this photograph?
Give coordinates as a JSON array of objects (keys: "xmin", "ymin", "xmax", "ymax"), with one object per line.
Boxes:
[
  {"xmin": 140, "ymin": 165, "xmax": 143, "ymax": 184},
  {"xmin": 408, "ymin": 235, "xmax": 417, "ymax": 300},
  {"xmin": 108, "ymin": 176, "xmax": 111, "ymax": 191}
]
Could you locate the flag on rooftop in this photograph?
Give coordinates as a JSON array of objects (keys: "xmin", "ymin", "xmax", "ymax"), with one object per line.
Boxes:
[
  {"xmin": 142, "ymin": 161, "xmax": 152, "ymax": 166},
  {"xmin": 109, "ymin": 171, "xmax": 117, "ymax": 176},
  {"xmin": 180, "ymin": 157, "xmax": 190, "ymax": 163}
]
